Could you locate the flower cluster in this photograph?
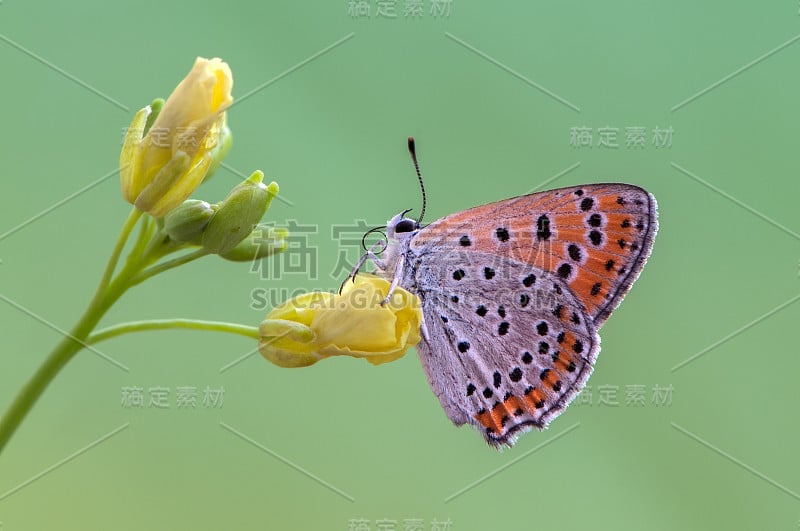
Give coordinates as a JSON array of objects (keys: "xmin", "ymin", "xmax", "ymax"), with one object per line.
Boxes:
[
  {"xmin": 120, "ymin": 57, "xmax": 232, "ymax": 217},
  {"xmin": 120, "ymin": 57, "xmax": 286, "ymax": 260},
  {"xmin": 0, "ymin": 53, "xmax": 425, "ymax": 460},
  {"xmin": 119, "ymin": 56, "xmax": 423, "ymax": 363}
]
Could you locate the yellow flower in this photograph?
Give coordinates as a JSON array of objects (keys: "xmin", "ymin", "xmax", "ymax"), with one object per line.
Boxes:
[
  {"xmin": 120, "ymin": 57, "xmax": 233, "ymax": 217},
  {"xmin": 259, "ymin": 275, "xmax": 422, "ymax": 368}
]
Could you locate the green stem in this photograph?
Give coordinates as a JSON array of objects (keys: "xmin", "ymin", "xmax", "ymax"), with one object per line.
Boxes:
[
  {"xmin": 0, "ymin": 210, "xmax": 141, "ymax": 455},
  {"xmin": 126, "ymin": 215, "xmax": 156, "ymax": 267},
  {"xmin": 0, "ymin": 208, "xmax": 254, "ymax": 457},
  {"xmin": 98, "ymin": 208, "xmax": 142, "ymax": 292},
  {"xmin": 88, "ymin": 319, "xmax": 259, "ymax": 345},
  {"xmin": 131, "ymin": 248, "xmax": 210, "ymax": 287},
  {"xmin": 135, "ymin": 224, "xmax": 175, "ymax": 268}
]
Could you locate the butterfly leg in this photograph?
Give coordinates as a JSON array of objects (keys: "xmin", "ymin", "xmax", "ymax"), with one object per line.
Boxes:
[
  {"xmin": 339, "ymin": 252, "xmax": 368, "ymax": 295},
  {"xmin": 366, "ymin": 252, "xmax": 387, "ymax": 271},
  {"xmin": 380, "ymin": 253, "xmax": 404, "ymax": 306},
  {"xmin": 338, "ymin": 244, "xmax": 388, "ymax": 295}
]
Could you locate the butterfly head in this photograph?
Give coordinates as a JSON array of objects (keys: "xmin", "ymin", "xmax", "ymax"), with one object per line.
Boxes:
[{"xmin": 386, "ymin": 209, "xmax": 420, "ymax": 240}]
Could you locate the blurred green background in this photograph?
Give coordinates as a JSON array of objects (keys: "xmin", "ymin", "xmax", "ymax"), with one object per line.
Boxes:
[{"xmin": 1, "ymin": 1, "xmax": 798, "ymax": 529}]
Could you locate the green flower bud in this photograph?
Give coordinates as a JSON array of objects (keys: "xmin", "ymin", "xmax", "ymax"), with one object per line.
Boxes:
[
  {"xmin": 163, "ymin": 199, "xmax": 218, "ymax": 243},
  {"xmin": 220, "ymin": 224, "xmax": 288, "ymax": 261},
  {"xmin": 201, "ymin": 171, "xmax": 279, "ymax": 254}
]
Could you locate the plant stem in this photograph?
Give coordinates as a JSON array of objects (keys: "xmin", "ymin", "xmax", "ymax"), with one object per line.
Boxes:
[
  {"xmin": 0, "ymin": 207, "xmax": 253, "ymax": 457},
  {"xmin": 0, "ymin": 209, "xmax": 141, "ymax": 455},
  {"xmin": 88, "ymin": 319, "xmax": 260, "ymax": 345},
  {"xmin": 126, "ymin": 215, "xmax": 156, "ymax": 267},
  {"xmin": 98, "ymin": 208, "xmax": 142, "ymax": 292},
  {"xmin": 131, "ymin": 248, "xmax": 209, "ymax": 286}
]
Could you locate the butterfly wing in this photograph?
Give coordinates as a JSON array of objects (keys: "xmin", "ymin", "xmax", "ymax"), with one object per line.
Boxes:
[
  {"xmin": 405, "ymin": 183, "xmax": 657, "ymax": 446},
  {"xmin": 410, "ymin": 184, "xmax": 658, "ymax": 327},
  {"xmin": 412, "ymin": 251, "xmax": 599, "ymax": 447}
]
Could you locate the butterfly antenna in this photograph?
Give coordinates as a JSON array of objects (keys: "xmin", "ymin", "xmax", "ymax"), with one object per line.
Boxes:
[
  {"xmin": 361, "ymin": 226, "xmax": 388, "ymax": 253},
  {"xmin": 408, "ymin": 136, "xmax": 427, "ymax": 223}
]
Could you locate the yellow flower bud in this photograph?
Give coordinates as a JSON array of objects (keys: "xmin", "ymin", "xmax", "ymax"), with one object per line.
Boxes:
[
  {"xmin": 120, "ymin": 57, "xmax": 233, "ymax": 217},
  {"xmin": 204, "ymin": 117, "xmax": 232, "ymax": 183},
  {"xmin": 259, "ymin": 275, "xmax": 422, "ymax": 368}
]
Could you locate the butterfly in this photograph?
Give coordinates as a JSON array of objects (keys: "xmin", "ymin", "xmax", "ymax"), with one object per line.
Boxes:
[{"xmin": 359, "ymin": 138, "xmax": 658, "ymax": 448}]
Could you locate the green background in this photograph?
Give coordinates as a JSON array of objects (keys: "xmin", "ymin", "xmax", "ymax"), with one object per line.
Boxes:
[{"xmin": 1, "ymin": 1, "xmax": 798, "ymax": 529}]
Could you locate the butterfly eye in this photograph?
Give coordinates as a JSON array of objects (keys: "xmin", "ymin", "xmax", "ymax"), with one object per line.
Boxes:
[{"xmin": 394, "ymin": 219, "xmax": 418, "ymax": 233}]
